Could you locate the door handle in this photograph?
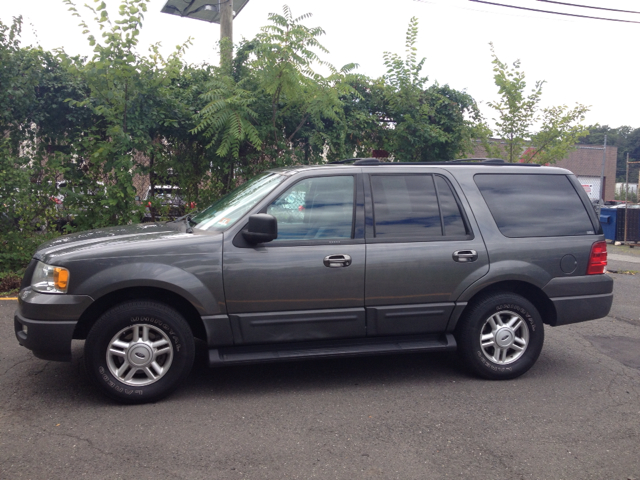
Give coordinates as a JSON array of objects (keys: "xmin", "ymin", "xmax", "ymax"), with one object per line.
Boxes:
[
  {"xmin": 452, "ymin": 250, "xmax": 478, "ymax": 263},
  {"xmin": 323, "ymin": 254, "xmax": 352, "ymax": 268}
]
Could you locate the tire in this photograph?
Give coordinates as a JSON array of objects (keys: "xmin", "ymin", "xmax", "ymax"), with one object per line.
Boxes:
[
  {"xmin": 84, "ymin": 301, "xmax": 195, "ymax": 404},
  {"xmin": 455, "ymin": 293, "xmax": 544, "ymax": 380}
]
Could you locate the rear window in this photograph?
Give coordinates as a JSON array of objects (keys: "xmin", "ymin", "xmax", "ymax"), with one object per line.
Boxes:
[{"xmin": 474, "ymin": 173, "xmax": 595, "ymax": 238}]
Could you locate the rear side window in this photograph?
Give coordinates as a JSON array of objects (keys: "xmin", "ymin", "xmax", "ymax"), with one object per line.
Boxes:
[
  {"xmin": 474, "ymin": 174, "xmax": 596, "ymax": 238},
  {"xmin": 435, "ymin": 176, "xmax": 467, "ymax": 237},
  {"xmin": 370, "ymin": 174, "xmax": 468, "ymax": 239}
]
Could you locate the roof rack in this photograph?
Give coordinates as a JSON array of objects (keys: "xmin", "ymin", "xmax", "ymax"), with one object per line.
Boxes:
[
  {"xmin": 329, "ymin": 158, "xmax": 380, "ymax": 165},
  {"xmin": 329, "ymin": 158, "xmax": 541, "ymax": 167},
  {"xmin": 448, "ymin": 158, "xmax": 506, "ymax": 164}
]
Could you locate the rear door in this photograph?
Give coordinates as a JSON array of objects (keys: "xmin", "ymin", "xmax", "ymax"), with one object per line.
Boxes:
[{"xmin": 363, "ymin": 168, "xmax": 489, "ymax": 336}]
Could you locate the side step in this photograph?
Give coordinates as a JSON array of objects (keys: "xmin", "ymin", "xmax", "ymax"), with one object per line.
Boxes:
[{"xmin": 208, "ymin": 334, "xmax": 456, "ymax": 366}]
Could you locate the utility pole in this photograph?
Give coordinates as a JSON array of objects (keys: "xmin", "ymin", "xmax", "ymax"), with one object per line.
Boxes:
[
  {"xmin": 220, "ymin": 0, "xmax": 233, "ymax": 66},
  {"xmin": 625, "ymin": 152, "xmax": 629, "ymax": 244},
  {"xmin": 161, "ymin": 0, "xmax": 251, "ymax": 67},
  {"xmin": 599, "ymin": 134, "xmax": 607, "ymax": 208}
]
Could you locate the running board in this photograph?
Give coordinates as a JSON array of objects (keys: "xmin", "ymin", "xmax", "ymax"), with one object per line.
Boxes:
[{"xmin": 208, "ymin": 334, "xmax": 456, "ymax": 366}]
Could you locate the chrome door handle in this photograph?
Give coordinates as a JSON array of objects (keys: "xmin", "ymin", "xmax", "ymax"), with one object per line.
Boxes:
[
  {"xmin": 323, "ymin": 254, "xmax": 352, "ymax": 268},
  {"xmin": 452, "ymin": 250, "xmax": 478, "ymax": 263}
]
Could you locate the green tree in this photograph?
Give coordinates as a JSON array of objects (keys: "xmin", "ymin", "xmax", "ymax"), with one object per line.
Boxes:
[
  {"xmin": 194, "ymin": 6, "xmax": 358, "ymax": 193},
  {"xmin": 344, "ymin": 17, "xmax": 482, "ymax": 162},
  {"xmin": 0, "ymin": 16, "xmax": 78, "ymax": 270},
  {"xmin": 61, "ymin": 0, "xmax": 205, "ymax": 226},
  {"xmin": 582, "ymin": 125, "xmax": 640, "ymax": 183},
  {"xmin": 485, "ymin": 44, "xmax": 589, "ymax": 164}
]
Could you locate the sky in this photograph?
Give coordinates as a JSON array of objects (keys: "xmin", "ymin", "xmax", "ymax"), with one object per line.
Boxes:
[{"xmin": 2, "ymin": 0, "xmax": 639, "ymax": 131}]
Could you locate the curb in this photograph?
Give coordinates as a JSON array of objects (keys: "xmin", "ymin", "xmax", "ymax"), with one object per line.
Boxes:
[{"xmin": 608, "ymin": 253, "xmax": 640, "ymax": 264}]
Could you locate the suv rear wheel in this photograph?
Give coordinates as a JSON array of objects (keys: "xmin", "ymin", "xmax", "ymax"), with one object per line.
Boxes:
[
  {"xmin": 456, "ymin": 293, "xmax": 544, "ymax": 380},
  {"xmin": 84, "ymin": 301, "xmax": 195, "ymax": 404}
]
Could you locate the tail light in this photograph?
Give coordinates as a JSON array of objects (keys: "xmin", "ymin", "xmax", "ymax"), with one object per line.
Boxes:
[{"xmin": 587, "ymin": 241, "xmax": 607, "ymax": 275}]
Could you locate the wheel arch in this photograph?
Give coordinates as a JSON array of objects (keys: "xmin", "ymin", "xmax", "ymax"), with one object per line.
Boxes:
[
  {"xmin": 73, "ymin": 287, "xmax": 207, "ymax": 342},
  {"xmin": 450, "ymin": 280, "xmax": 557, "ymax": 332}
]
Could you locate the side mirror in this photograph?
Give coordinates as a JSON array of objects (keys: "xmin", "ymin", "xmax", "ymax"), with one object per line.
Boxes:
[{"xmin": 242, "ymin": 214, "xmax": 278, "ymax": 244}]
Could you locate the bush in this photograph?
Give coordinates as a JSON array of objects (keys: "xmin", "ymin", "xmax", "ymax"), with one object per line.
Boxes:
[
  {"xmin": 0, "ymin": 230, "xmax": 59, "ymax": 273},
  {"xmin": 0, "ymin": 271, "xmax": 21, "ymax": 293}
]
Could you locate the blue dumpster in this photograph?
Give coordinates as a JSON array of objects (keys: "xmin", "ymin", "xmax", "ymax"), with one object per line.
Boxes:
[{"xmin": 599, "ymin": 208, "xmax": 617, "ymax": 241}]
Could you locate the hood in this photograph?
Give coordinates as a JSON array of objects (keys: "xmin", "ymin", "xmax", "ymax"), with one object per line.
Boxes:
[{"xmin": 35, "ymin": 222, "xmax": 205, "ymax": 263}]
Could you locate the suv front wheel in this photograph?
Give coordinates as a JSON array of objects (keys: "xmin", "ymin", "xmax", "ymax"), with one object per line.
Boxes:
[
  {"xmin": 84, "ymin": 301, "xmax": 195, "ymax": 403},
  {"xmin": 456, "ymin": 293, "xmax": 544, "ymax": 380}
]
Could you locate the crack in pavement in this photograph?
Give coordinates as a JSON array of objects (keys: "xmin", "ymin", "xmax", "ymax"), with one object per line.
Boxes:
[{"xmin": 0, "ymin": 357, "xmax": 32, "ymax": 376}]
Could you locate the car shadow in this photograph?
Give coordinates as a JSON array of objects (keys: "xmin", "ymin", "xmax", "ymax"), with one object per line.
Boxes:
[{"xmin": 178, "ymin": 347, "xmax": 466, "ymax": 400}]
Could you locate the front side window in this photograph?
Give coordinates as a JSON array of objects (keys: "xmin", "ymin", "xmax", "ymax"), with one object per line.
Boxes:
[{"xmin": 267, "ymin": 176, "xmax": 355, "ymax": 241}]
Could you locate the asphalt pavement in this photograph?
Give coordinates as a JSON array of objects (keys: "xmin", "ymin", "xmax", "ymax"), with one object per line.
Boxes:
[{"xmin": 1, "ymin": 252, "xmax": 639, "ymax": 480}]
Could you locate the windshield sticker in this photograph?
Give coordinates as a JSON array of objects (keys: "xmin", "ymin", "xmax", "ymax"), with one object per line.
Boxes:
[{"xmin": 218, "ymin": 218, "xmax": 230, "ymax": 226}]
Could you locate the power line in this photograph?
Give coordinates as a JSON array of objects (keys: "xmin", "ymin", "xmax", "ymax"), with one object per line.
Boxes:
[
  {"xmin": 413, "ymin": 0, "xmax": 576, "ymax": 23},
  {"xmin": 468, "ymin": 0, "xmax": 640, "ymax": 23},
  {"xmin": 537, "ymin": 0, "xmax": 640, "ymax": 15}
]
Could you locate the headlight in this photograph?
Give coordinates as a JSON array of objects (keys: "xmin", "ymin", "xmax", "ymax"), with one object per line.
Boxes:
[{"xmin": 31, "ymin": 261, "xmax": 70, "ymax": 294}]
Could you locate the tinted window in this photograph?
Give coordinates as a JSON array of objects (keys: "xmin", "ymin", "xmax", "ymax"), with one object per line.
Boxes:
[
  {"xmin": 267, "ymin": 176, "xmax": 354, "ymax": 241},
  {"xmin": 474, "ymin": 174, "xmax": 595, "ymax": 238},
  {"xmin": 371, "ymin": 175, "xmax": 442, "ymax": 238},
  {"xmin": 435, "ymin": 176, "xmax": 467, "ymax": 236}
]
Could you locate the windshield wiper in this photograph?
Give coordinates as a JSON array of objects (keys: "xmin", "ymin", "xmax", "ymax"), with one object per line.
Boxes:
[{"xmin": 173, "ymin": 212, "xmax": 198, "ymax": 233}]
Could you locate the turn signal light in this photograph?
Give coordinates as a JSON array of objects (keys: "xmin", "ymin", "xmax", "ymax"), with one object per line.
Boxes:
[{"xmin": 54, "ymin": 267, "xmax": 69, "ymax": 290}]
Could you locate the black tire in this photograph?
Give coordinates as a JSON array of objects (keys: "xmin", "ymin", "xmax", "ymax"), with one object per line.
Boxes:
[
  {"xmin": 84, "ymin": 301, "xmax": 195, "ymax": 404},
  {"xmin": 455, "ymin": 293, "xmax": 544, "ymax": 380}
]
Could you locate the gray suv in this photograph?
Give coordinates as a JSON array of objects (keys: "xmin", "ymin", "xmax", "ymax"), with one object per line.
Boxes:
[{"xmin": 14, "ymin": 159, "xmax": 613, "ymax": 403}]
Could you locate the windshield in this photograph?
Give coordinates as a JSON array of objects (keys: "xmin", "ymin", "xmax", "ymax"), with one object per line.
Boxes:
[{"xmin": 192, "ymin": 172, "xmax": 284, "ymax": 231}]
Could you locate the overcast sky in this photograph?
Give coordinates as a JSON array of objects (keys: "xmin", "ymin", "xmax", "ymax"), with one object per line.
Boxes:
[{"xmin": 2, "ymin": 0, "xmax": 639, "ymax": 131}]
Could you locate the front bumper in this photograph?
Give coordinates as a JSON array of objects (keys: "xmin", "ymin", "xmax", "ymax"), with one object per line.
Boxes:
[
  {"xmin": 14, "ymin": 312, "xmax": 77, "ymax": 361},
  {"xmin": 14, "ymin": 288, "xmax": 94, "ymax": 362}
]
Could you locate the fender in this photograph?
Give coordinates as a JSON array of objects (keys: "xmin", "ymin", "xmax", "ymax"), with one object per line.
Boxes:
[
  {"xmin": 73, "ymin": 262, "xmax": 224, "ymax": 315},
  {"xmin": 454, "ymin": 260, "xmax": 551, "ymax": 303}
]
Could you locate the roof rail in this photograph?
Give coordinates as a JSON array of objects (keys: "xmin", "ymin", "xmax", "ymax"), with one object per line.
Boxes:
[
  {"xmin": 448, "ymin": 158, "xmax": 506, "ymax": 164},
  {"xmin": 329, "ymin": 158, "xmax": 380, "ymax": 165},
  {"xmin": 328, "ymin": 158, "xmax": 541, "ymax": 167}
]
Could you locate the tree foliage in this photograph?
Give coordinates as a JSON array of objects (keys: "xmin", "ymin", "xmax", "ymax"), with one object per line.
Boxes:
[
  {"xmin": 485, "ymin": 43, "xmax": 589, "ymax": 164},
  {"xmin": 194, "ymin": 6, "xmax": 363, "ymax": 193},
  {"xmin": 582, "ymin": 125, "xmax": 640, "ymax": 182},
  {"xmin": 375, "ymin": 18, "xmax": 482, "ymax": 162}
]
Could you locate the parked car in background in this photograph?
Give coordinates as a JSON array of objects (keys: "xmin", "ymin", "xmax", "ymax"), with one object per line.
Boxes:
[
  {"xmin": 141, "ymin": 185, "xmax": 187, "ymax": 222},
  {"xmin": 15, "ymin": 159, "xmax": 613, "ymax": 403}
]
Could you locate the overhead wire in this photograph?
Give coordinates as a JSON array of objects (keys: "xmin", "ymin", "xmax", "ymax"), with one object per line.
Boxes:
[
  {"xmin": 537, "ymin": 0, "xmax": 640, "ymax": 15},
  {"xmin": 468, "ymin": 0, "xmax": 640, "ymax": 24},
  {"xmin": 413, "ymin": 0, "xmax": 574, "ymax": 23}
]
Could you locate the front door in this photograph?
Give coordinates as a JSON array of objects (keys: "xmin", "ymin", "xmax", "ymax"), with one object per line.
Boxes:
[{"xmin": 223, "ymin": 174, "xmax": 366, "ymax": 344}]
